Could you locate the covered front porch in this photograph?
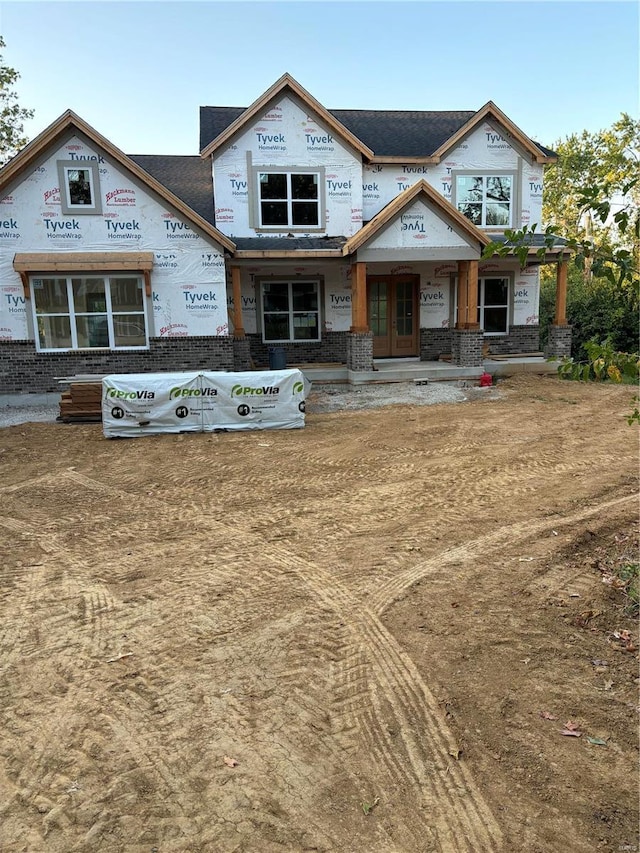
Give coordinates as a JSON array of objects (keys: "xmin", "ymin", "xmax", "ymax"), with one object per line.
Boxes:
[{"xmin": 226, "ymin": 181, "xmax": 572, "ymax": 382}]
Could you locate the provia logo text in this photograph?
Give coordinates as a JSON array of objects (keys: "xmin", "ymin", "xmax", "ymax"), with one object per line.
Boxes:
[
  {"xmin": 106, "ymin": 388, "xmax": 155, "ymax": 400},
  {"xmin": 231, "ymin": 385, "xmax": 280, "ymax": 397},
  {"xmin": 169, "ymin": 387, "xmax": 218, "ymax": 399}
]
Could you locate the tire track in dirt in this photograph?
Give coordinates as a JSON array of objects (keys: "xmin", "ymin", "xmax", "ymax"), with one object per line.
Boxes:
[
  {"xmin": 222, "ymin": 537, "xmax": 503, "ymax": 853},
  {"xmin": 368, "ymin": 493, "xmax": 637, "ymax": 616},
  {"xmin": 50, "ymin": 469, "xmax": 501, "ymax": 850},
  {"xmin": 28, "ymin": 474, "xmax": 631, "ymax": 850}
]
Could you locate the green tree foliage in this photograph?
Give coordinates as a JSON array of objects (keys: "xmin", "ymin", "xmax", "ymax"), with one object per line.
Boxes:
[
  {"xmin": 542, "ymin": 114, "xmax": 640, "ymax": 260},
  {"xmin": 0, "ymin": 37, "xmax": 34, "ymax": 167}
]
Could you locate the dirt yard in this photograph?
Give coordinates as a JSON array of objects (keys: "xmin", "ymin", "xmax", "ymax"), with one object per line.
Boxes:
[{"xmin": 0, "ymin": 374, "xmax": 638, "ymax": 853}]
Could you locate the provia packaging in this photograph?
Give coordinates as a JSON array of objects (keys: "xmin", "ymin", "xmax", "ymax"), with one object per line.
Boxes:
[
  {"xmin": 102, "ymin": 372, "xmax": 205, "ymax": 438},
  {"xmin": 201, "ymin": 369, "xmax": 309, "ymax": 432},
  {"xmin": 102, "ymin": 369, "xmax": 310, "ymax": 438}
]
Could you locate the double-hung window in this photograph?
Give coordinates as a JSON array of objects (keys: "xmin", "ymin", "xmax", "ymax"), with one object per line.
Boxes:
[
  {"xmin": 261, "ymin": 280, "xmax": 320, "ymax": 342},
  {"xmin": 477, "ymin": 277, "xmax": 509, "ymax": 334},
  {"xmin": 254, "ymin": 169, "xmax": 323, "ymax": 229},
  {"xmin": 32, "ymin": 274, "xmax": 148, "ymax": 351},
  {"xmin": 455, "ymin": 174, "xmax": 513, "ymax": 227}
]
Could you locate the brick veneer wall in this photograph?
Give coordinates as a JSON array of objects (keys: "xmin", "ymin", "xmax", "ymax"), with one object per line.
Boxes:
[
  {"xmin": 420, "ymin": 328, "xmax": 452, "ymax": 360},
  {"xmin": 0, "ymin": 337, "xmax": 234, "ymax": 393},
  {"xmin": 484, "ymin": 325, "xmax": 541, "ymax": 355},
  {"xmin": 245, "ymin": 332, "xmax": 349, "ymax": 368},
  {"xmin": 420, "ymin": 325, "xmax": 541, "ymax": 361}
]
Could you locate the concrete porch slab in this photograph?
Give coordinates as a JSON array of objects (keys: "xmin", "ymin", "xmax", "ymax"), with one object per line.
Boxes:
[{"xmin": 294, "ymin": 357, "xmax": 558, "ymax": 386}]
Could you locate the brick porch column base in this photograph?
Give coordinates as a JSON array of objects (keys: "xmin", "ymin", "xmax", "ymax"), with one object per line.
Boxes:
[
  {"xmin": 544, "ymin": 325, "xmax": 572, "ymax": 359},
  {"xmin": 347, "ymin": 331, "xmax": 373, "ymax": 371},
  {"xmin": 233, "ymin": 337, "xmax": 252, "ymax": 371},
  {"xmin": 451, "ymin": 328, "xmax": 483, "ymax": 367}
]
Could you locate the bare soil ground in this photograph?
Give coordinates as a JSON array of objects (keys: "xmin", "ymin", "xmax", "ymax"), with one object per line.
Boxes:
[{"xmin": 0, "ymin": 374, "xmax": 638, "ymax": 853}]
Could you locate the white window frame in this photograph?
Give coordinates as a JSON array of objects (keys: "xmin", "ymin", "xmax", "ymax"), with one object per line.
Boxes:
[
  {"xmin": 453, "ymin": 171, "xmax": 515, "ymax": 229},
  {"xmin": 260, "ymin": 279, "xmax": 321, "ymax": 343},
  {"xmin": 31, "ymin": 274, "xmax": 149, "ymax": 352},
  {"xmin": 56, "ymin": 160, "xmax": 102, "ymax": 215},
  {"xmin": 452, "ymin": 274, "xmax": 511, "ymax": 336},
  {"xmin": 478, "ymin": 276, "xmax": 510, "ymax": 336},
  {"xmin": 251, "ymin": 166, "xmax": 325, "ymax": 232}
]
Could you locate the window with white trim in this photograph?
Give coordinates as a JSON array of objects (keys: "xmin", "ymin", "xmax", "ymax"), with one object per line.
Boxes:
[
  {"xmin": 478, "ymin": 277, "xmax": 509, "ymax": 334},
  {"xmin": 455, "ymin": 174, "xmax": 513, "ymax": 227},
  {"xmin": 256, "ymin": 170, "xmax": 322, "ymax": 229},
  {"xmin": 31, "ymin": 275, "xmax": 148, "ymax": 351},
  {"xmin": 261, "ymin": 280, "xmax": 320, "ymax": 342},
  {"xmin": 56, "ymin": 160, "xmax": 102, "ymax": 215}
]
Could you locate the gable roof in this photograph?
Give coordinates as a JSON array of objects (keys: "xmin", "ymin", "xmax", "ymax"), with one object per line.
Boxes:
[
  {"xmin": 430, "ymin": 101, "xmax": 552, "ymax": 164},
  {"xmin": 200, "ymin": 73, "xmax": 374, "ymax": 160},
  {"xmin": 0, "ymin": 110, "xmax": 235, "ymax": 252},
  {"xmin": 343, "ymin": 179, "xmax": 491, "ymax": 256},
  {"xmin": 200, "ymin": 90, "xmax": 555, "ymax": 164}
]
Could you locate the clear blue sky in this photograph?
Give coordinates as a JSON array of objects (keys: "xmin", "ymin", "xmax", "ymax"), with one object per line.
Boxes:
[{"xmin": 2, "ymin": 0, "xmax": 638, "ymax": 156}]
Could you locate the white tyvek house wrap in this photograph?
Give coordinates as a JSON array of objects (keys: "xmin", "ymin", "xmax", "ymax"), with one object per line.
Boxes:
[
  {"xmin": 362, "ymin": 123, "xmax": 544, "ymax": 229},
  {"xmin": 365, "ymin": 200, "xmax": 474, "ymax": 251},
  {"xmin": 323, "ymin": 264, "xmax": 353, "ymax": 332},
  {"xmin": 212, "ymin": 96, "xmax": 363, "ymax": 238},
  {"xmin": 522, "ymin": 165, "xmax": 544, "ymax": 228},
  {"xmin": 102, "ymin": 369, "xmax": 308, "ymax": 438},
  {"xmin": 513, "ymin": 265, "xmax": 540, "ymax": 325},
  {"xmin": 0, "ymin": 136, "xmax": 229, "ymax": 340}
]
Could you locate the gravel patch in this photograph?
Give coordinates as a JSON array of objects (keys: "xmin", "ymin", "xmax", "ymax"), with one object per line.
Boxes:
[
  {"xmin": 0, "ymin": 381, "xmax": 502, "ymax": 428},
  {"xmin": 307, "ymin": 380, "xmax": 502, "ymax": 413},
  {"xmin": 0, "ymin": 393, "xmax": 61, "ymax": 428}
]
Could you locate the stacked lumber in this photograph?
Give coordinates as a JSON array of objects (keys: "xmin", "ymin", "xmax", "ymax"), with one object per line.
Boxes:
[{"xmin": 59, "ymin": 382, "xmax": 103, "ymax": 423}]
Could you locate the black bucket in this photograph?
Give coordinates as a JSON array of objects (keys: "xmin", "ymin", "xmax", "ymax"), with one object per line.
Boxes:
[{"xmin": 268, "ymin": 346, "xmax": 287, "ymax": 370}]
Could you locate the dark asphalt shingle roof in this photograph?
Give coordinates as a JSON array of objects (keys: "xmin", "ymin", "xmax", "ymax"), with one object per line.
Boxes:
[
  {"xmin": 233, "ymin": 237, "xmax": 346, "ymax": 251},
  {"xmin": 128, "ymin": 154, "xmax": 215, "ymax": 225},
  {"xmin": 492, "ymin": 232, "xmax": 568, "ymax": 248},
  {"xmin": 330, "ymin": 109, "xmax": 475, "ymax": 157},
  {"xmin": 199, "ymin": 105, "xmax": 554, "ymax": 158}
]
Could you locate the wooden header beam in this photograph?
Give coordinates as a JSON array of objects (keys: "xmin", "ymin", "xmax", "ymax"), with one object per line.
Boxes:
[{"xmin": 14, "ymin": 252, "xmax": 156, "ymax": 299}]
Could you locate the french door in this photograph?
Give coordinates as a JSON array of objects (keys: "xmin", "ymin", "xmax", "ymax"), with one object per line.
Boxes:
[{"xmin": 367, "ymin": 275, "xmax": 419, "ymax": 358}]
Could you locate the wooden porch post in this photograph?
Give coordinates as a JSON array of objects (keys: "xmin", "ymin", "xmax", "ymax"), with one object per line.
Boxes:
[
  {"xmin": 456, "ymin": 260, "xmax": 469, "ymax": 328},
  {"xmin": 554, "ymin": 259, "xmax": 568, "ymax": 325},
  {"xmin": 466, "ymin": 260, "xmax": 479, "ymax": 328},
  {"xmin": 350, "ymin": 261, "xmax": 369, "ymax": 332},
  {"xmin": 456, "ymin": 260, "xmax": 480, "ymax": 328},
  {"xmin": 231, "ymin": 266, "xmax": 245, "ymax": 338}
]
